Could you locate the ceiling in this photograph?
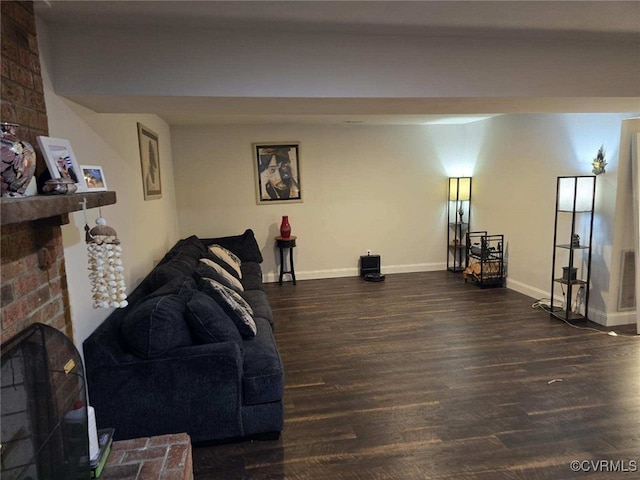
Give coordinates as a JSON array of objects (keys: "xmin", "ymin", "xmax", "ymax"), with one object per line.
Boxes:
[
  {"xmin": 35, "ymin": 1, "xmax": 640, "ymax": 38},
  {"xmin": 35, "ymin": 1, "xmax": 640, "ymax": 125}
]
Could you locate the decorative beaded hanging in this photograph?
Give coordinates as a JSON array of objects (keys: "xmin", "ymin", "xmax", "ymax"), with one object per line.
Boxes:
[{"xmin": 84, "ymin": 213, "xmax": 128, "ymax": 309}]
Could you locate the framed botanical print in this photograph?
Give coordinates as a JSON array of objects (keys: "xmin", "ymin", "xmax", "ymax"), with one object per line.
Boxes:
[
  {"xmin": 253, "ymin": 142, "xmax": 302, "ymax": 204},
  {"xmin": 137, "ymin": 123, "xmax": 162, "ymax": 200}
]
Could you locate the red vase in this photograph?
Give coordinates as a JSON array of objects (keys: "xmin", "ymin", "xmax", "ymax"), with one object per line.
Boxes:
[{"xmin": 280, "ymin": 215, "xmax": 291, "ymax": 238}]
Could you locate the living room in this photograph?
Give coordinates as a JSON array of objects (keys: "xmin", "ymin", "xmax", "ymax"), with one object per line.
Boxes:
[
  {"xmin": 14, "ymin": 0, "xmax": 638, "ymax": 348},
  {"xmin": 1, "ymin": 1, "xmax": 639, "ymax": 478}
]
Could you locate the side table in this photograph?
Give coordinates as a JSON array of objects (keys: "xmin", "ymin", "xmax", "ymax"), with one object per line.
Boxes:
[{"xmin": 275, "ymin": 235, "xmax": 297, "ymax": 285}]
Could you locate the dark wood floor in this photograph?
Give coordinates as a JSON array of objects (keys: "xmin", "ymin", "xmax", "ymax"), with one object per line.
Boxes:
[{"xmin": 193, "ymin": 271, "xmax": 640, "ymax": 479}]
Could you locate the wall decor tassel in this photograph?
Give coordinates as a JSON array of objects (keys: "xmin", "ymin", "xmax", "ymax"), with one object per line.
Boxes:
[{"xmin": 85, "ymin": 216, "xmax": 128, "ymax": 309}]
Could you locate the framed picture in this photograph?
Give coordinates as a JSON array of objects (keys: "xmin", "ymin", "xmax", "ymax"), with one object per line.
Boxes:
[
  {"xmin": 253, "ymin": 142, "xmax": 302, "ymax": 204},
  {"xmin": 37, "ymin": 136, "xmax": 85, "ymax": 192},
  {"xmin": 80, "ymin": 165, "xmax": 108, "ymax": 191},
  {"xmin": 137, "ymin": 123, "xmax": 162, "ymax": 200}
]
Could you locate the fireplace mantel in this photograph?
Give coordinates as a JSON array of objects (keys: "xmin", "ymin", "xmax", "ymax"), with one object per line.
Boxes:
[{"xmin": 1, "ymin": 192, "xmax": 117, "ymax": 226}]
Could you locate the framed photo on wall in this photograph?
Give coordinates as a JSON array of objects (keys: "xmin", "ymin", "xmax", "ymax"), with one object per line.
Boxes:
[
  {"xmin": 137, "ymin": 123, "xmax": 162, "ymax": 200},
  {"xmin": 37, "ymin": 136, "xmax": 85, "ymax": 192},
  {"xmin": 253, "ymin": 142, "xmax": 302, "ymax": 204},
  {"xmin": 80, "ymin": 165, "xmax": 108, "ymax": 191}
]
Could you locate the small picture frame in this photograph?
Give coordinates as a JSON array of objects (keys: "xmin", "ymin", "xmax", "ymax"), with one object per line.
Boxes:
[
  {"xmin": 137, "ymin": 123, "xmax": 162, "ymax": 200},
  {"xmin": 253, "ymin": 142, "xmax": 302, "ymax": 204},
  {"xmin": 80, "ymin": 165, "xmax": 108, "ymax": 191},
  {"xmin": 37, "ymin": 136, "xmax": 85, "ymax": 192}
]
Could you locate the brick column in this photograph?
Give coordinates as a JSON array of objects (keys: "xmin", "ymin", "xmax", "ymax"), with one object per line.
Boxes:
[{"xmin": 1, "ymin": 1, "xmax": 73, "ymax": 342}]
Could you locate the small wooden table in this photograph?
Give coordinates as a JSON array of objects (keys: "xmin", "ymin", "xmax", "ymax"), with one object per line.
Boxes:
[{"xmin": 275, "ymin": 235, "xmax": 297, "ymax": 285}]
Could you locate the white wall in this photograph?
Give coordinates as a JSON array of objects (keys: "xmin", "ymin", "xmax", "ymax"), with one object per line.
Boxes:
[
  {"xmin": 38, "ymin": 20, "xmax": 181, "ymax": 348},
  {"xmin": 468, "ymin": 114, "xmax": 632, "ymax": 312},
  {"xmin": 171, "ymin": 124, "xmax": 469, "ymax": 280},
  {"xmin": 172, "ymin": 114, "xmax": 636, "ymax": 325}
]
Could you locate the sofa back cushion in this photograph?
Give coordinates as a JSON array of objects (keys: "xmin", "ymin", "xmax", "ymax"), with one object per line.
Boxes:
[
  {"xmin": 184, "ymin": 291, "xmax": 243, "ymax": 344},
  {"xmin": 120, "ymin": 293, "xmax": 192, "ymax": 358},
  {"xmin": 147, "ymin": 253, "xmax": 198, "ymax": 293}
]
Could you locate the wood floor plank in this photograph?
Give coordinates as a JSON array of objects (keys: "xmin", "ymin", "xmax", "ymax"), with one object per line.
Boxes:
[{"xmin": 193, "ymin": 271, "xmax": 640, "ymax": 479}]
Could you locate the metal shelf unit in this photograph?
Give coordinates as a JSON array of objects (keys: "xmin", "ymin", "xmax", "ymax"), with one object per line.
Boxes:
[{"xmin": 550, "ymin": 176, "xmax": 596, "ymax": 323}]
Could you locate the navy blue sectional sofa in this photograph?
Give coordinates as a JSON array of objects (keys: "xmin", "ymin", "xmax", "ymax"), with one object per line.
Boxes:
[{"xmin": 83, "ymin": 230, "xmax": 284, "ymax": 442}]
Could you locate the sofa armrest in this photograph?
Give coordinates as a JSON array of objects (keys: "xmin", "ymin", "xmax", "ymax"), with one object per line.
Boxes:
[{"xmin": 86, "ymin": 341, "xmax": 244, "ymax": 442}]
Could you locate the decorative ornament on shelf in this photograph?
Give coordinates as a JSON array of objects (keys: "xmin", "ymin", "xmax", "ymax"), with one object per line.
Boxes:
[
  {"xmin": 83, "ymin": 204, "xmax": 128, "ymax": 309},
  {"xmin": 280, "ymin": 215, "xmax": 291, "ymax": 238},
  {"xmin": 592, "ymin": 145, "xmax": 607, "ymax": 175},
  {"xmin": 1, "ymin": 122, "xmax": 36, "ymax": 197}
]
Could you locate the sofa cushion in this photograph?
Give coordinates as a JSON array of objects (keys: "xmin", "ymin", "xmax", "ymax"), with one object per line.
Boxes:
[
  {"xmin": 147, "ymin": 253, "xmax": 198, "ymax": 292},
  {"xmin": 147, "ymin": 275, "xmax": 196, "ymax": 299},
  {"xmin": 197, "ymin": 259, "xmax": 244, "ymax": 292},
  {"xmin": 208, "ymin": 244, "xmax": 242, "ymax": 278},
  {"xmin": 202, "ymin": 229, "xmax": 263, "ymax": 264},
  {"xmin": 239, "ymin": 262, "xmax": 263, "ymax": 291},
  {"xmin": 198, "ymin": 277, "xmax": 256, "ymax": 337},
  {"xmin": 242, "ymin": 318, "xmax": 284, "ymax": 404},
  {"xmin": 120, "ymin": 294, "xmax": 192, "ymax": 358},
  {"xmin": 161, "ymin": 235, "xmax": 208, "ymax": 262},
  {"xmin": 240, "ymin": 289, "xmax": 273, "ymax": 325},
  {"xmin": 184, "ymin": 291, "xmax": 243, "ymax": 345}
]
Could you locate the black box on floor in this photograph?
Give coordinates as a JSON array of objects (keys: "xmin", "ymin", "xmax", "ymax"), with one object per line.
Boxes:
[{"xmin": 360, "ymin": 255, "xmax": 381, "ymax": 277}]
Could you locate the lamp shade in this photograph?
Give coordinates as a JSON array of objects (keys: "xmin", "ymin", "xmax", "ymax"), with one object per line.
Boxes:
[
  {"xmin": 449, "ymin": 177, "xmax": 471, "ymax": 201},
  {"xmin": 558, "ymin": 176, "xmax": 595, "ymax": 212}
]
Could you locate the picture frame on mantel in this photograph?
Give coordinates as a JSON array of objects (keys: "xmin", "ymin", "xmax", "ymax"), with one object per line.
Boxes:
[
  {"xmin": 80, "ymin": 165, "xmax": 108, "ymax": 192},
  {"xmin": 253, "ymin": 142, "xmax": 302, "ymax": 204},
  {"xmin": 37, "ymin": 136, "xmax": 86, "ymax": 192},
  {"xmin": 137, "ymin": 123, "xmax": 162, "ymax": 200}
]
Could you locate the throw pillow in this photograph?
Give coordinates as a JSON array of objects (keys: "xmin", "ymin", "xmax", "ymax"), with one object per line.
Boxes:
[
  {"xmin": 199, "ymin": 258, "xmax": 244, "ymax": 292},
  {"xmin": 184, "ymin": 290, "xmax": 243, "ymax": 344},
  {"xmin": 208, "ymin": 244, "xmax": 242, "ymax": 278},
  {"xmin": 202, "ymin": 250, "xmax": 241, "ymax": 281},
  {"xmin": 202, "ymin": 229, "xmax": 263, "ymax": 263},
  {"xmin": 120, "ymin": 294, "xmax": 192, "ymax": 358},
  {"xmin": 198, "ymin": 277, "xmax": 256, "ymax": 337}
]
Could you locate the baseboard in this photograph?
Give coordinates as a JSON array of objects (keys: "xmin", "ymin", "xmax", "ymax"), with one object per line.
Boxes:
[
  {"xmin": 593, "ymin": 310, "xmax": 637, "ymax": 327},
  {"xmin": 505, "ymin": 278, "xmax": 549, "ymax": 303},
  {"xmin": 263, "ymin": 262, "xmax": 445, "ymax": 283}
]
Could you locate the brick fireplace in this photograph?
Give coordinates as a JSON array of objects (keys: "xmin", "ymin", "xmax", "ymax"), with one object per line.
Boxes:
[
  {"xmin": 1, "ymin": 0, "xmax": 71, "ymax": 343},
  {"xmin": 1, "ymin": 1, "xmax": 118, "ymax": 344}
]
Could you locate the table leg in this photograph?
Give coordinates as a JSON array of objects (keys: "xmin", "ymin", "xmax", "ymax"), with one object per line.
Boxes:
[
  {"xmin": 289, "ymin": 247, "xmax": 296, "ymax": 285},
  {"xmin": 279, "ymin": 247, "xmax": 284, "ymax": 285}
]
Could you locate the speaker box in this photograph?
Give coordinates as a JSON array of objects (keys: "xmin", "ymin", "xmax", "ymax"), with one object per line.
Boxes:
[{"xmin": 360, "ymin": 255, "xmax": 381, "ymax": 277}]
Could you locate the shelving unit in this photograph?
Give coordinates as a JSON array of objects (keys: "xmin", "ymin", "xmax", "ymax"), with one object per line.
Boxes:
[
  {"xmin": 447, "ymin": 177, "xmax": 471, "ymax": 272},
  {"xmin": 550, "ymin": 176, "xmax": 595, "ymax": 323},
  {"xmin": 465, "ymin": 231, "xmax": 505, "ymax": 288}
]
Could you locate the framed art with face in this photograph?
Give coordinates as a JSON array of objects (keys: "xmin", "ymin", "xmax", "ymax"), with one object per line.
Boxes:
[{"xmin": 253, "ymin": 142, "xmax": 302, "ymax": 204}]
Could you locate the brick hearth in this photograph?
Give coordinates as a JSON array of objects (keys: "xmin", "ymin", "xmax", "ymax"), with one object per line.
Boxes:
[{"xmin": 102, "ymin": 433, "xmax": 194, "ymax": 480}]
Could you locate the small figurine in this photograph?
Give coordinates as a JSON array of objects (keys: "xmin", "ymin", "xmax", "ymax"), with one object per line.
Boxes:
[
  {"xmin": 592, "ymin": 145, "xmax": 607, "ymax": 175},
  {"xmin": 572, "ymin": 234, "xmax": 580, "ymax": 248}
]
